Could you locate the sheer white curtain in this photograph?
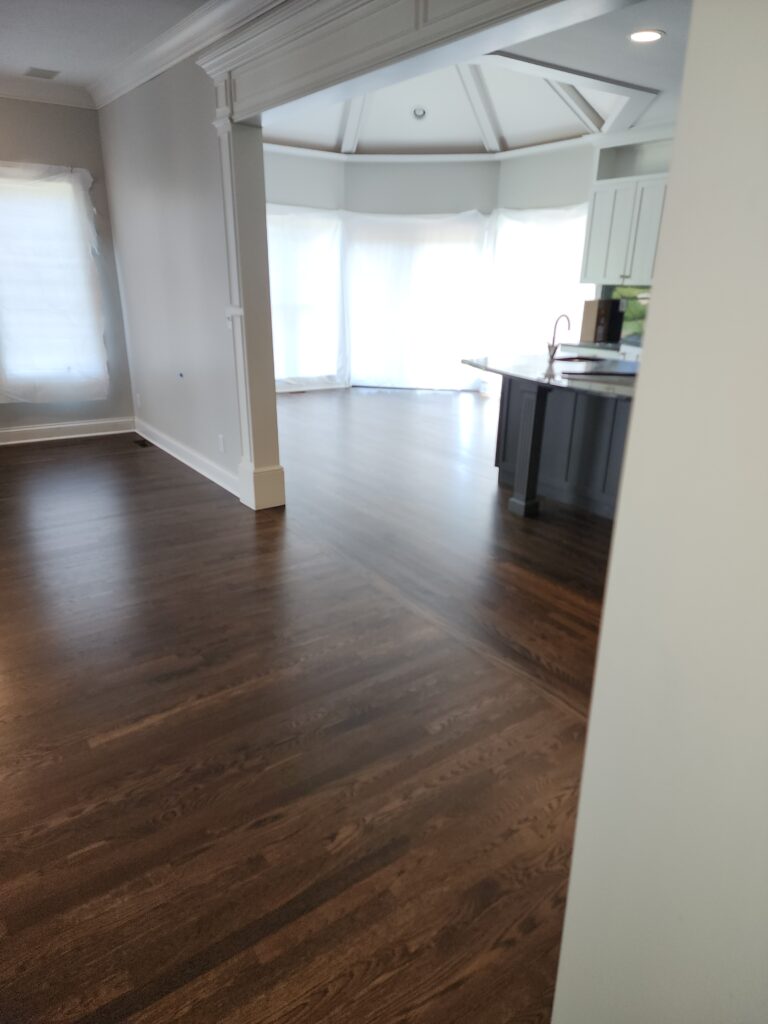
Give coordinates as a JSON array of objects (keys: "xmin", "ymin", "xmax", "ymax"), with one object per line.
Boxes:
[
  {"xmin": 266, "ymin": 204, "xmax": 348, "ymax": 391},
  {"xmin": 266, "ymin": 203, "xmax": 594, "ymax": 393},
  {"xmin": 488, "ymin": 206, "xmax": 596, "ymax": 361},
  {"xmin": 0, "ymin": 163, "xmax": 108, "ymax": 403},
  {"xmin": 344, "ymin": 211, "xmax": 494, "ymax": 391}
]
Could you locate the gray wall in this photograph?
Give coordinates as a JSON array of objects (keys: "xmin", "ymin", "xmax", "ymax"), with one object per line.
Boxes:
[
  {"xmin": 99, "ymin": 58, "xmax": 241, "ymax": 479},
  {"xmin": 497, "ymin": 143, "xmax": 594, "ymax": 208},
  {"xmin": 263, "ymin": 149, "xmax": 499, "ymax": 213},
  {"xmin": 263, "ymin": 149, "xmax": 346, "ymax": 209},
  {"xmin": 0, "ymin": 97, "xmax": 133, "ymax": 432},
  {"xmin": 263, "ymin": 142, "xmax": 593, "ymax": 214},
  {"xmin": 345, "ymin": 159, "xmax": 500, "ymax": 214}
]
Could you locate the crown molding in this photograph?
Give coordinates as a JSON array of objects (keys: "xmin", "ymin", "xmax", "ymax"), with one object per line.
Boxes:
[
  {"xmin": 89, "ymin": 0, "xmax": 286, "ymax": 109},
  {"xmin": 198, "ymin": 0, "xmax": 384, "ymax": 81},
  {"xmin": 0, "ymin": 73, "xmax": 94, "ymax": 109}
]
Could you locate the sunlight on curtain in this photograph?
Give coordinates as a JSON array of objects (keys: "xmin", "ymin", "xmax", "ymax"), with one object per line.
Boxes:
[
  {"xmin": 0, "ymin": 164, "xmax": 108, "ymax": 403},
  {"xmin": 344, "ymin": 211, "xmax": 494, "ymax": 391},
  {"xmin": 488, "ymin": 206, "xmax": 596, "ymax": 361},
  {"xmin": 266, "ymin": 205, "xmax": 347, "ymax": 391},
  {"xmin": 266, "ymin": 203, "xmax": 595, "ymax": 393}
]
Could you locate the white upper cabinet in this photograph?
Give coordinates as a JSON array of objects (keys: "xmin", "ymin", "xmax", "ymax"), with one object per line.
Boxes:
[
  {"xmin": 625, "ymin": 178, "xmax": 667, "ymax": 284},
  {"xmin": 581, "ymin": 175, "xmax": 667, "ymax": 286}
]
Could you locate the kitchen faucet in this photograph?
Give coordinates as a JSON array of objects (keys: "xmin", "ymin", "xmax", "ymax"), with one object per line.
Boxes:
[{"xmin": 549, "ymin": 314, "xmax": 571, "ymax": 361}]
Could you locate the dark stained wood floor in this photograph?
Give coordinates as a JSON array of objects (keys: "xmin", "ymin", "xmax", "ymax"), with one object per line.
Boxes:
[{"xmin": 0, "ymin": 389, "xmax": 612, "ymax": 1023}]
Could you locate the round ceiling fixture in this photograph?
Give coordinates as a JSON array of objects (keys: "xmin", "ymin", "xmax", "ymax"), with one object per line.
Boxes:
[
  {"xmin": 630, "ymin": 28, "xmax": 665, "ymax": 43},
  {"xmin": 412, "ymin": 106, "xmax": 427, "ymax": 120}
]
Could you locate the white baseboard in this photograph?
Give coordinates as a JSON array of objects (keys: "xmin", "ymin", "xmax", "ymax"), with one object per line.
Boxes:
[
  {"xmin": 135, "ymin": 418, "xmax": 240, "ymax": 497},
  {"xmin": 1, "ymin": 414, "xmax": 243, "ymax": 502},
  {"xmin": 239, "ymin": 461, "xmax": 286, "ymax": 510},
  {"xmin": 0, "ymin": 417, "xmax": 135, "ymax": 445}
]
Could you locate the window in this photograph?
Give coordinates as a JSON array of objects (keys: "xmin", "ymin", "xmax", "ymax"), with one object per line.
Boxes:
[
  {"xmin": 266, "ymin": 205, "xmax": 346, "ymax": 391},
  {"xmin": 488, "ymin": 207, "xmax": 596, "ymax": 362},
  {"xmin": 266, "ymin": 203, "xmax": 595, "ymax": 393},
  {"xmin": 0, "ymin": 165, "xmax": 108, "ymax": 403},
  {"xmin": 604, "ymin": 284, "xmax": 651, "ymax": 345},
  {"xmin": 345, "ymin": 211, "xmax": 494, "ymax": 391}
]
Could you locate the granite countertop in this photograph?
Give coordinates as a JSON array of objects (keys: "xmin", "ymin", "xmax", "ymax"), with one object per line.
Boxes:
[{"xmin": 462, "ymin": 355, "xmax": 636, "ymax": 399}]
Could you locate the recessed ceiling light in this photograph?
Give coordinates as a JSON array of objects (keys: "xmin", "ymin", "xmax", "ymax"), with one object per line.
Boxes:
[
  {"xmin": 412, "ymin": 106, "xmax": 427, "ymax": 120},
  {"xmin": 630, "ymin": 28, "xmax": 665, "ymax": 44}
]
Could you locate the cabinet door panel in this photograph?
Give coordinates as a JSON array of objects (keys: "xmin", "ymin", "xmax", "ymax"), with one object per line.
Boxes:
[
  {"xmin": 582, "ymin": 189, "xmax": 614, "ymax": 283},
  {"xmin": 626, "ymin": 179, "xmax": 667, "ymax": 284},
  {"xmin": 582, "ymin": 183, "xmax": 637, "ymax": 284},
  {"xmin": 604, "ymin": 183, "xmax": 637, "ymax": 283}
]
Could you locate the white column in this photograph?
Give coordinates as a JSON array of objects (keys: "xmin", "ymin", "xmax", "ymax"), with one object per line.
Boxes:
[
  {"xmin": 552, "ymin": 2, "xmax": 768, "ymax": 1021},
  {"xmin": 215, "ymin": 86, "xmax": 285, "ymax": 511}
]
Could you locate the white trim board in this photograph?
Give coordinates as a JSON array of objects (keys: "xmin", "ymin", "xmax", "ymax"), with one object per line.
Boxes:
[
  {"xmin": 134, "ymin": 418, "xmax": 240, "ymax": 497},
  {"xmin": 0, "ymin": 417, "xmax": 135, "ymax": 445},
  {"xmin": 0, "ymin": 413, "xmax": 241, "ymax": 498}
]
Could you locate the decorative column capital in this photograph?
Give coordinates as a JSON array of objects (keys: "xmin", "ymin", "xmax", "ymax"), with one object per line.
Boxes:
[
  {"xmin": 214, "ymin": 114, "xmax": 234, "ymax": 137},
  {"xmin": 214, "ymin": 73, "xmax": 234, "ymax": 125}
]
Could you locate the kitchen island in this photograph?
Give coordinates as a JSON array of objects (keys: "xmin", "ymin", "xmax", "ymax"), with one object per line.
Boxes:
[{"xmin": 463, "ymin": 356, "xmax": 635, "ymax": 519}]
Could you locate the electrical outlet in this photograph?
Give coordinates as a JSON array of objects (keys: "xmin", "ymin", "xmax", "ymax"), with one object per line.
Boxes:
[{"xmin": 217, "ymin": 434, "xmax": 225, "ymax": 454}]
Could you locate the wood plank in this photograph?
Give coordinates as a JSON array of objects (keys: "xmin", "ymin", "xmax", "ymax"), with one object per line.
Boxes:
[{"xmin": 0, "ymin": 390, "xmax": 611, "ymax": 1022}]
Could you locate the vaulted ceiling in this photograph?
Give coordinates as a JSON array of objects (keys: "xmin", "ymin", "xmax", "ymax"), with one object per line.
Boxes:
[
  {"xmin": 0, "ymin": 0, "xmax": 690, "ymax": 134},
  {"xmin": 264, "ymin": 55, "xmax": 640, "ymax": 156},
  {"xmin": 264, "ymin": 0, "xmax": 691, "ymax": 156}
]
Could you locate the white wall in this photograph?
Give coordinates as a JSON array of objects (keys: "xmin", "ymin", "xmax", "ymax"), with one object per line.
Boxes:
[
  {"xmin": 552, "ymin": 2, "xmax": 768, "ymax": 1021},
  {"xmin": 263, "ymin": 148, "xmax": 345, "ymax": 209},
  {"xmin": 497, "ymin": 143, "xmax": 594, "ymax": 208},
  {"xmin": 263, "ymin": 143, "xmax": 593, "ymax": 214},
  {"xmin": 99, "ymin": 58, "xmax": 241, "ymax": 487},
  {"xmin": 345, "ymin": 159, "xmax": 499, "ymax": 214},
  {"xmin": 0, "ymin": 97, "xmax": 133, "ymax": 435}
]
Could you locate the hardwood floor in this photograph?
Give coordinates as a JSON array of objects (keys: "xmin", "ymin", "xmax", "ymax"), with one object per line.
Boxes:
[
  {"xmin": 279, "ymin": 388, "xmax": 611, "ymax": 716},
  {"xmin": 0, "ymin": 389, "xmax": 612, "ymax": 1023}
]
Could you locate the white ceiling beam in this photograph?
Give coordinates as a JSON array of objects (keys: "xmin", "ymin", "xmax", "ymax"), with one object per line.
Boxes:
[
  {"xmin": 546, "ymin": 80, "xmax": 604, "ymax": 133},
  {"xmin": 477, "ymin": 52, "xmax": 658, "ymax": 133},
  {"xmin": 340, "ymin": 95, "xmax": 367, "ymax": 154},
  {"xmin": 600, "ymin": 93, "xmax": 657, "ymax": 133},
  {"xmin": 455, "ymin": 64, "xmax": 503, "ymax": 153}
]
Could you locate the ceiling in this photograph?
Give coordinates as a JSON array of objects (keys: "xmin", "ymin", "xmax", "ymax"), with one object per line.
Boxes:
[
  {"xmin": 0, "ymin": 0, "xmax": 208, "ymax": 105},
  {"xmin": 0, "ymin": 0, "xmax": 690, "ymax": 134},
  {"xmin": 513, "ymin": 0, "xmax": 692, "ymax": 129},
  {"xmin": 265, "ymin": 0, "xmax": 692, "ymax": 156}
]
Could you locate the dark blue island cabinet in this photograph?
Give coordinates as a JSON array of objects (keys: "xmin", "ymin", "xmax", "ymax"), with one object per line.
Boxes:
[
  {"xmin": 464, "ymin": 358, "xmax": 635, "ymax": 520},
  {"xmin": 496, "ymin": 375, "xmax": 631, "ymax": 519}
]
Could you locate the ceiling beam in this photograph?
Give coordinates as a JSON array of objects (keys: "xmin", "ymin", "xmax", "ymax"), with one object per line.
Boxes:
[
  {"xmin": 477, "ymin": 52, "xmax": 658, "ymax": 133},
  {"xmin": 340, "ymin": 95, "xmax": 367, "ymax": 154},
  {"xmin": 455, "ymin": 64, "xmax": 503, "ymax": 153},
  {"xmin": 546, "ymin": 80, "xmax": 604, "ymax": 133},
  {"xmin": 600, "ymin": 92, "xmax": 658, "ymax": 133}
]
